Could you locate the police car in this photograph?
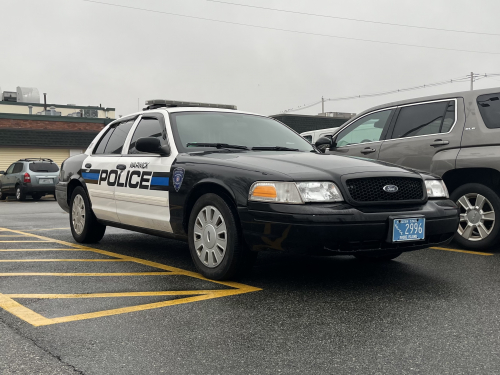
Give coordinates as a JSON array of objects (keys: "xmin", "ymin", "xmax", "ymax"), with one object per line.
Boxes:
[{"xmin": 56, "ymin": 100, "xmax": 459, "ymax": 280}]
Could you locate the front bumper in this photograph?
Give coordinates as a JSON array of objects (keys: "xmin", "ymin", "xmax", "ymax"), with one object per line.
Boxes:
[
  {"xmin": 55, "ymin": 182, "xmax": 70, "ymax": 213},
  {"xmin": 239, "ymin": 200, "xmax": 459, "ymax": 255}
]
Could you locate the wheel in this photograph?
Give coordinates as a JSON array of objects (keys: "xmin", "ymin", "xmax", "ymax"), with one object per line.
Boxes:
[
  {"xmin": 354, "ymin": 252, "xmax": 402, "ymax": 262},
  {"xmin": 70, "ymin": 186, "xmax": 106, "ymax": 243},
  {"xmin": 188, "ymin": 193, "xmax": 257, "ymax": 280},
  {"xmin": 31, "ymin": 193, "xmax": 41, "ymax": 201},
  {"xmin": 53, "ymin": 194, "xmax": 57, "ymax": 201},
  {"xmin": 0, "ymin": 187, "xmax": 6, "ymax": 201},
  {"xmin": 451, "ymin": 183, "xmax": 500, "ymax": 250},
  {"xmin": 15, "ymin": 186, "xmax": 26, "ymax": 201}
]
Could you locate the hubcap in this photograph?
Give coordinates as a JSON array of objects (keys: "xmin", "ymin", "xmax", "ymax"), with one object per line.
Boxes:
[
  {"xmin": 72, "ymin": 194, "xmax": 86, "ymax": 235},
  {"xmin": 193, "ymin": 205, "xmax": 227, "ymax": 268},
  {"xmin": 457, "ymin": 193, "xmax": 495, "ymax": 241},
  {"xmin": 16, "ymin": 189, "xmax": 20, "ymax": 199}
]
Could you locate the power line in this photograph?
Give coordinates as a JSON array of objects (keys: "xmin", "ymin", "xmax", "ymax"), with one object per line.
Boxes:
[
  {"xmin": 78, "ymin": 0, "xmax": 500, "ymax": 55},
  {"xmin": 281, "ymin": 73, "xmax": 500, "ymax": 113},
  {"xmin": 207, "ymin": 0, "xmax": 500, "ymax": 37}
]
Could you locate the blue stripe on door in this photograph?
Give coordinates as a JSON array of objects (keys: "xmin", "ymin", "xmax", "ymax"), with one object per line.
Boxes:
[
  {"xmin": 82, "ymin": 172, "xmax": 100, "ymax": 180},
  {"xmin": 150, "ymin": 177, "xmax": 170, "ymax": 186}
]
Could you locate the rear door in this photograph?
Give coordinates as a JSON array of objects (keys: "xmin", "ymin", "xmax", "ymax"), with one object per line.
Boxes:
[
  {"xmin": 378, "ymin": 99, "xmax": 461, "ymax": 173},
  {"xmin": 82, "ymin": 118, "xmax": 136, "ymax": 223},
  {"xmin": 115, "ymin": 114, "xmax": 176, "ymax": 232},
  {"xmin": 327, "ymin": 108, "xmax": 394, "ymax": 160}
]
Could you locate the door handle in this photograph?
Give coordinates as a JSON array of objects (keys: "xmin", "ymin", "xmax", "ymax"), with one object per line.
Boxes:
[
  {"xmin": 116, "ymin": 164, "xmax": 126, "ymax": 170},
  {"xmin": 430, "ymin": 139, "xmax": 449, "ymax": 147},
  {"xmin": 361, "ymin": 148, "xmax": 376, "ymax": 154},
  {"xmin": 85, "ymin": 163, "xmax": 92, "ymax": 168}
]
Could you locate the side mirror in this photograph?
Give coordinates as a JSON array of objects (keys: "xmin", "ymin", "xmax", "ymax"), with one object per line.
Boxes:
[
  {"xmin": 315, "ymin": 137, "xmax": 333, "ymax": 153},
  {"xmin": 0, "ymin": 171, "xmax": 5, "ymax": 175},
  {"xmin": 135, "ymin": 137, "xmax": 170, "ymax": 156}
]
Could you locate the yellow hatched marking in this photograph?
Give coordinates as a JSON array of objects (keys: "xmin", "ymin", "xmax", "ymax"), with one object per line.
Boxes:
[
  {"xmin": 0, "ymin": 259, "xmax": 126, "ymax": 262},
  {"xmin": 0, "ymin": 227, "xmax": 261, "ymax": 326},
  {"xmin": 7, "ymin": 291, "xmax": 223, "ymax": 298},
  {"xmin": 0, "ymin": 240, "xmax": 52, "ymax": 243},
  {"xmin": 430, "ymin": 247, "xmax": 494, "ymax": 256},
  {"xmin": 0, "ymin": 249, "xmax": 87, "ymax": 252},
  {"xmin": 0, "ymin": 235, "xmax": 29, "ymax": 237},
  {"xmin": 23, "ymin": 228, "xmax": 70, "ymax": 232}
]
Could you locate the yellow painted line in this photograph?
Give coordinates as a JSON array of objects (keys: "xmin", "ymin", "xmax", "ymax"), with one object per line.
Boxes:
[
  {"xmin": 0, "ymin": 272, "xmax": 174, "ymax": 276},
  {"xmin": 0, "ymin": 235, "xmax": 29, "ymax": 237},
  {"xmin": 0, "ymin": 227, "xmax": 262, "ymax": 326},
  {"xmin": 431, "ymin": 247, "xmax": 494, "ymax": 256},
  {"xmin": 0, "ymin": 293, "xmax": 53, "ymax": 326},
  {"xmin": 0, "ymin": 259, "xmax": 127, "ymax": 262},
  {"xmin": 23, "ymin": 228, "xmax": 70, "ymax": 232},
  {"xmin": 7, "ymin": 291, "xmax": 218, "ymax": 298},
  {"xmin": 0, "ymin": 240, "xmax": 52, "ymax": 243},
  {"xmin": 0, "ymin": 249, "xmax": 86, "ymax": 252}
]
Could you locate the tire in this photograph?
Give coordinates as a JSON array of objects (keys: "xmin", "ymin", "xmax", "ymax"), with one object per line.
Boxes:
[
  {"xmin": 450, "ymin": 183, "xmax": 500, "ymax": 250},
  {"xmin": 188, "ymin": 193, "xmax": 257, "ymax": 280},
  {"xmin": 15, "ymin": 185, "xmax": 26, "ymax": 201},
  {"xmin": 31, "ymin": 193, "xmax": 41, "ymax": 201},
  {"xmin": 70, "ymin": 186, "xmax": 106, "ymax": 243},
  {"xmin": 0, "ymin": 187, "xmax": 6, "ymax": 201},
  {"xmin": 354, "ymin": 252, "xmax": 402, "ymax": 262}
]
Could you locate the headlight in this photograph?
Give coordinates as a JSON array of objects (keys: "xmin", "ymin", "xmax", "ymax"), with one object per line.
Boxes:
[
  {"xmin": 249, "ymin": 181, "xmax": 343, "ymax": 204},
  {"xmin": 425, "ymin": 179, "xmax": 449, "ymax": 198}
]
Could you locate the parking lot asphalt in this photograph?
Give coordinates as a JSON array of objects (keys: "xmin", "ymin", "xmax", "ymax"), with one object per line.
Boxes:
[{"xmin": 1, "ymin": 197, "xmax": 500, "ymax": 374}]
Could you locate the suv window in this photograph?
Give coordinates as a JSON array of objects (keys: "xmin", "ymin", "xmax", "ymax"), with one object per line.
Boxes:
[
  {"xmin": 6, "ymin": 164, "xmax": 15, "ymax": 174},
  {"xmin": 94, "ymin": 119, "xmax": 135, "ymax": 155},
  {"xmin": 29, "ymin": 162, "xmax": 59, "ymax": 172},
  {"xmin": 12, "ymin": 163, "xmax": 23, "ymax": 173},
  {"xmin": 477, "ymin": 93, "xmax": 500, "ymax": 129},
  {"xmin": 336, "ymin": 109, "xmax": 392, "ymax": 147},
  {"xmin": 128, "ymin": 118, "xmax": 164, "ymax": 154},
  {"xmin": 391, "ymin": 101, "xmax": 454, "ymax": 139}
]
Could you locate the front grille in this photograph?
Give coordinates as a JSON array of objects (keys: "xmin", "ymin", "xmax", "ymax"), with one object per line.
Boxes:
[{"xmin": 345, "ymin": 177, "xmax": 424, "ymax": 202}]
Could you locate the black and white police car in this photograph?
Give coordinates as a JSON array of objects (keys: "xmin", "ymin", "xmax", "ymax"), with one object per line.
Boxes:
[{"xmin": 56, "ymin": 100, "xmax": 459, "ymax": 280}]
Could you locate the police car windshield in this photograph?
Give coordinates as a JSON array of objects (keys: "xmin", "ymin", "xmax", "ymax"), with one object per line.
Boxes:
[{"xmin": 170, "ymin": 112, "xmax": 314, "ymax": 152}]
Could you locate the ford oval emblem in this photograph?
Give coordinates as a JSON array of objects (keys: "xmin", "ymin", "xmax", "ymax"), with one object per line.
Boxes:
[{"xmin": 383, "ymin": 185, "xmax": 399, "ymax": 193}]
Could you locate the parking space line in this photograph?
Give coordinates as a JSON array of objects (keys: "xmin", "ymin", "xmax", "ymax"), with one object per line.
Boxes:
[
  {"xmin": 0, "ymin": 226, "xmax": 261, "ymax": 326},
  {"xmin": 0, "ymin": 249, "xmax": 88, "ymax": 252},
  {"xmin": 22, "ymin": 228, "xmax": 70, "ymax": 232},
  {"xmin": 430, "ymin": 247, "xmax": 494, "ymax": 256},
  {"xmin": 0, "ymin": 272, "xmax": 174, "ymax": 276},
  {"xmin": 0, "ymin": 259, "xmax": 127, "ymax": 262},
  {"xmin": 0, "ymin": 235, "xmax": 29, "ymax": 237}
]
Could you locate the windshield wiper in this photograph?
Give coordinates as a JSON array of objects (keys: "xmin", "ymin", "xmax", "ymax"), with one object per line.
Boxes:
[
  {"xmin": 186, "ymin": 143, "xmax": 249, "ymax": 150},
  {"xmin": 251, "ymin": 146, "xmax": 300, "ymax": 151}
]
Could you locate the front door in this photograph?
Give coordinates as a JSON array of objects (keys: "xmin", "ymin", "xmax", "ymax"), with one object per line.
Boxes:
[
  {"xmin": 115, "ymin": 115, "xmax": 176, "ymax": 232},
  {"xmin": 82, "ymin": 118, "xmax": 136, "ymax": 222},
  {"xmin": 378, "ymin": 99, "xmax": 462, "ymax": 173},
  {"xmin": 2, "ymin": 164, "xmax": 16, "ymax": 193},
  {"xmin": 327, "ymin": 108, "xmax": 394, "ymax": 160}
]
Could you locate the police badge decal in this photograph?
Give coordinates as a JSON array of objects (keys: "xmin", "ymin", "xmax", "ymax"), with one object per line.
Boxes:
[{"xmin": 173, "ymin": 168, "xmax": 185, "ymax": 192}]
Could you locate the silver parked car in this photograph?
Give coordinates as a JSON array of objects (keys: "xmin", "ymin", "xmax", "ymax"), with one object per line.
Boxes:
[
  {"xmin": 0, "ymin": 158, "xmax": 59, "ymax": 201},
  {"xmin": 315, "ymin": 87, "xmax": 500, "ymax": 250}
]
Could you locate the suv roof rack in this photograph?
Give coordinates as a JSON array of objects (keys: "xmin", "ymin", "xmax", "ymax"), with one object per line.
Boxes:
[
  {"xmin": 18, "ymin": 158, "xmax": 54, "ymax": 163},
  {"xmin": 144, "ymin": 99, "xmax": 237, "ymax": 111}
]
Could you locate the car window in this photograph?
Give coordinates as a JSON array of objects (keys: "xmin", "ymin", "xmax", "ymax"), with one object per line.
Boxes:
[
  {"xmin": 102, "ymin": 119, "xmax": 135, "ymax": 155},
  {"xmin": 477, "ymin": 93, "xmax": 500, "ymax": 129},
  {"xmin": 391, "ymin": 101, "xmax": 453, "ymax": 139},
  {"xmin": 128, "ymin": 117, "xmax": 164, "ymax": 154},
  {"xmin": 303, "ymin": 135, "xmax": 313, "ymax": 143},
  {"xmin": 29, "ymin": 162, "xmax": 59, "ymax": 172},
  {"xmin": 5, "ymin": 164, "xmax": 15, "ymax": 174},
  {"xmin": 12, "ymin": 163, "xmax": 23, "ymax": 173},
  {"xmin": 94, "ymin": 127, "xmax": 115, "ymax": 155},
  {"xmin": 336, "ymin": 109, "xmax": 392, "ymax": 147}
]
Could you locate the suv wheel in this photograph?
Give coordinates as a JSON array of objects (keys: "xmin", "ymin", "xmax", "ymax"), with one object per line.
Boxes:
[
  {"xmin": 0, "ymin": 187, "xmax": 6, "ymax": 201},
  {"xmin": 451, "ymin": 183, "xmax": 500, "ymax": 250},
  {"xmin": 15, "ymin": 186, "xmax": 26, "ymax": 201},
  {"xmin": 70, "ymin": 186, "xmax": 106, "ymax": 243},
  {"xmin": 188, "ymin": 193, "xmax": 257, "ymax": 280}
]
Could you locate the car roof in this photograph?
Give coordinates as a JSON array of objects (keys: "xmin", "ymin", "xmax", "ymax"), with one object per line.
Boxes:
[
  {"xmin": 116, "ymin": 107, "xmax": 267, "ymax": 122},
  {"xmin": 355, "ymin": 86, "xmax": 500, "ymax": 118}
]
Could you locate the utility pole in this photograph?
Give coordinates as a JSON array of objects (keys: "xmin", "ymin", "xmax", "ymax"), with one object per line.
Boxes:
[
  {"xmin": 321, "ymin": 96, "xmax": 324, "ymax": 114},
  {"xmin": 470, "ymin": 72, "xmax": 474, "ymax": 91}
]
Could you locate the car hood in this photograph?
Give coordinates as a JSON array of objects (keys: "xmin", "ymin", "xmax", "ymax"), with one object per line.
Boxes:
[{"xmin": 189, "ymin": 151, "xmax": 422, "ymax": 180}]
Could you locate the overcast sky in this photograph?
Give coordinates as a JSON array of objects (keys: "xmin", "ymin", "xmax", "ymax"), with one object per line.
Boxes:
[{"xmin": 3, "ymin": 0, "xmax": 500, "ymax": 117}]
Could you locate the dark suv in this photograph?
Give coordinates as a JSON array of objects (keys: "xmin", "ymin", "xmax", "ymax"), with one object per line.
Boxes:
[
  {"xmin": 317, "ymin": 87, "xmax": 500, "ymax": 250},
  {"xmin": 0, "ymin": 158, "xmax": 59, "ymax": 201}
]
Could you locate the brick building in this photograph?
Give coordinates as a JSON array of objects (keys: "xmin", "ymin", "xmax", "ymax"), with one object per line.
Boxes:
[{"xmin": 0, "ymin": 93, "xmax": 114, "ymax": 170}]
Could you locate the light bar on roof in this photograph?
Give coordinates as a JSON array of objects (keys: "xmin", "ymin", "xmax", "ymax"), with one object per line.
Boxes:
[{"xmin": 145, "ymin": 99, "xmax": 237, "ymax": 110}]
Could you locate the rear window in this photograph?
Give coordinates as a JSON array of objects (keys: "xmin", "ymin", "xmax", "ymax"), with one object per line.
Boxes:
[
  {"xmin": 29, "ymin": 162, "xmax": 59, "ymax": 172},
  {"xmin": 477, "ymin": 93, "xmax": 500, "ymax": 129}
]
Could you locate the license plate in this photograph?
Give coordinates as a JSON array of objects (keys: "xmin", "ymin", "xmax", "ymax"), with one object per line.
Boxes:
[
  {"xmin": 39, "ymin": 178, "xmax": 53, "ymax": 184},
  {"xmin": 392, "ymin": 218, "xmax": 425, "ymax": 242}
]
